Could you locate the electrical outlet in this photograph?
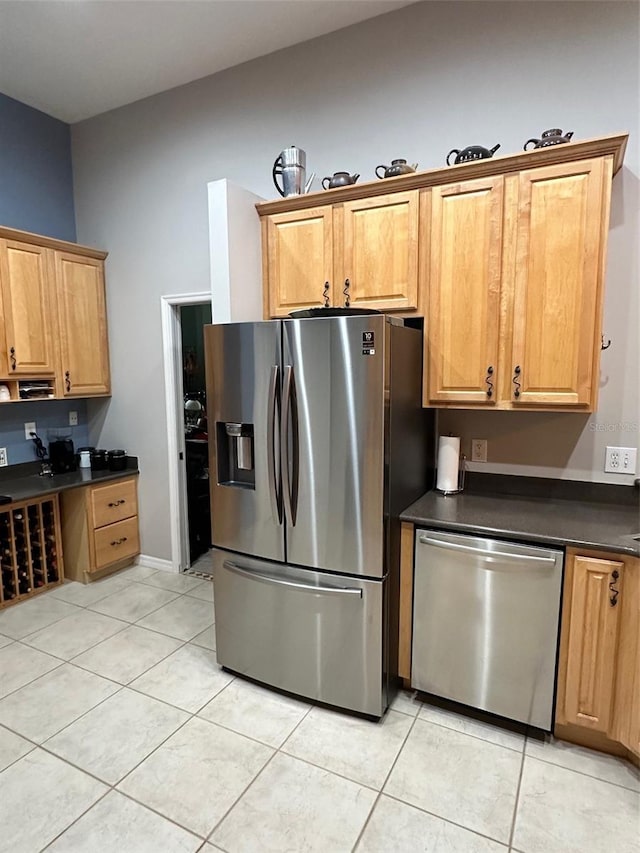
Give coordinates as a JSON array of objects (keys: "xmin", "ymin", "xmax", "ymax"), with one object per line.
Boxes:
[
  {"xmin": 69, "ymin": 411, "xmax": 78, "ymax": 426},
  {"xmin": 471, "ymin": 438, "xmax": 488, "ymax": 463},
  {"xmin": 24, "ymin": 421, "xmax": 36, "ymax": 441},
  {"xmin": 605, "ymin": 446, "xmax": 637, "ymax": 474},
  {"xmin": 0, "ymin": 448, "xmax": 7, "ymax": 467}
]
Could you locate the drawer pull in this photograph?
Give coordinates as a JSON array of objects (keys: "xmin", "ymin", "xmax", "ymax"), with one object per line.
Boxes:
[
  {"xmin": 110, "ymin": 537, "xmax": 128, "ymax": 546},
  {"xmin": 108, "ymin": 499, "xmax": 126, "ymax": 507}
]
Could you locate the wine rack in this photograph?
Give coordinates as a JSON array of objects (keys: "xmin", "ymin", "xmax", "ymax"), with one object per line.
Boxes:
[{"xmin": 0, "ymin": 496, "xmax": 64, "ymax": 608}]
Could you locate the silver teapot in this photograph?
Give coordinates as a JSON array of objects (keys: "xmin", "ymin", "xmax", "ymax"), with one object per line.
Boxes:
[{"xmin": 272, "ymin": 146, "xmax": 315, "ymax": 197}]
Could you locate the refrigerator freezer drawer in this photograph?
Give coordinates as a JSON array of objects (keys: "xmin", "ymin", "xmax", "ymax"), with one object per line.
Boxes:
[
  {"xmin": 212, "ymin": 549, "xmax": 385, "ymax": 717},
  {"xmin": 412, "ymin": 529, "xmax": 563, "ymax": 730}
]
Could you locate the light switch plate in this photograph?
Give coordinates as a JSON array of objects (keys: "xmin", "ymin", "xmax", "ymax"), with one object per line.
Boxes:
[
  {"xmin": 605, "ymin": 446, "xmax": 637, "ymax": 474},
  {"xmin": 471, "ymin": 439, "xmax": 488, "ymax": 463},
  {"xmin": 24, "ymin": 421, "xmax": 36, "ymax": 441}
]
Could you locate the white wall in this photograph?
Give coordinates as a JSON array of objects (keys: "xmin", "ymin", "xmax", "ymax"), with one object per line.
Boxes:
[{"xmin": 72, "ymin": 1, "xmax": 639, "ymax": 561}]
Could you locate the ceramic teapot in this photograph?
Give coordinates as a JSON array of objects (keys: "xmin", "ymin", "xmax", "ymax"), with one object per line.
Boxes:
[
  {"xmin": 375, "ymin": 159, "xmax": 418, "ymax": 179},
  {"xmin": 446, "ymin": 144, "xmax": 500, "ymax": 166},
  {"xmin": 322, "ymin": 171, "xmax": 360, "ymax": 190},
  {"xmin": 524, "ymin": 129, "xmax": 574, "ymax": 150}
]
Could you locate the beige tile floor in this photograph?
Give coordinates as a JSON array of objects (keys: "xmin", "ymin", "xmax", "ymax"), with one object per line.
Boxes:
[{"xmin": 0, "ymin": 563, "xmax": 639, "ymax": 853}]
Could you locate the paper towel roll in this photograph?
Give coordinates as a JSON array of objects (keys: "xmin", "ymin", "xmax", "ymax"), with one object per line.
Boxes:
[{"xmin": 436, "ymin": 435, "xmax": 460, "ymax": 493}]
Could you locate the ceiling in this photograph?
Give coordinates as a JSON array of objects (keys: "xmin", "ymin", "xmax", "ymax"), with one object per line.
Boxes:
[{"xmin": 0, "ymin": 1, "xmax": 411, "ymax": 123}]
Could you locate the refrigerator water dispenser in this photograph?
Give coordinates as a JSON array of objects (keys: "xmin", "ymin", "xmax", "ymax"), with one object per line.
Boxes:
[{"xmin": 217, "ymin": 422, "xmax": 255, "ymax": 488}]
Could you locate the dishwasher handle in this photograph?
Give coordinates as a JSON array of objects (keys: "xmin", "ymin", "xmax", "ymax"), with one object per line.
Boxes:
[{"xmin": 418, "ymin": 535, "xmax": 557, "ymax": 565}]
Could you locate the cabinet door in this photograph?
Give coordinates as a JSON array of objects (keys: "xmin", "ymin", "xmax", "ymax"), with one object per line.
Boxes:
[
  {"xmin": 613, "ymin": 558, "xmax": 640, "ymax": 756},
  {"xmin": 339, "ymin": 192, "xmax": 418, "ymax": 311},
  {"xmin": 0, "ymin": 240, "xmax": 54, "ymax": 374},
  {"xmin": 563, "ymin": 554, "xmax": 623, "ymax": 732},
  {"xmin": 56, "ymin": 252, "xmax": 111, "ymax": 396},
  {"xmin": 425, "ymin": 177, "xmax": 503, "ymax": 404},
  {"xmin": 508, "ymin": 158, "xmax": 607, "ymax": 408},
  {"xmin": 265, "ymin": 206, "xmax": 333, "ymax": 317}
]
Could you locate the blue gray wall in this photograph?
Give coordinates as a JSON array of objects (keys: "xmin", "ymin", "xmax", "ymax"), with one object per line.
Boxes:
[
  {"xmin": 0, "ymin": 400, "xmax": 89, "ymax": 465},
  {"xmin": 0, "ymin": 92, "xmax": 87, "ymax": 465},
  {"xmin": 0, "ymin": 92, "xmax": 76, "ymax": 241}
]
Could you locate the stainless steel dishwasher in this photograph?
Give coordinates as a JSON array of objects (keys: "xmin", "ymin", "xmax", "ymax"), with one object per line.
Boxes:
[{"xmin": 412, "ymin": 529, "xmax": 563, "ymax": 730}]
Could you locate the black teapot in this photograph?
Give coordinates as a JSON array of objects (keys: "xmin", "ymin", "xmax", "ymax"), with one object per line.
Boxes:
[
  {"xmin": 446, "ymin": 144, "xmax": 501, "ymax": 166},
  {"xmin": 524, "ymin": 129, "xmax": 574, "ymax": 151},
  {"xmin": 322, "ymin": 171, "xmax": 360, "ymax": 190},
  {"xmin": 375, "ymin": 159, "xmax": 418, "ymax": 179}
]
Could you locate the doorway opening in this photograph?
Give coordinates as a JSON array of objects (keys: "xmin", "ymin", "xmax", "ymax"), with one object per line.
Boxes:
[{"xmin": 161, "ymin": 292, "xmax": 212, "ymax": 573}]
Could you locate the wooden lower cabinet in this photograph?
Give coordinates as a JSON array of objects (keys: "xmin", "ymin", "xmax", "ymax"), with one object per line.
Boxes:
[
  {"xmin": 556, "ymin": 548, "xmax": 639, "ymax": 759},
  {"xmin": 61, "ymin": 475, "xmax": 140, "ymax": 582}
]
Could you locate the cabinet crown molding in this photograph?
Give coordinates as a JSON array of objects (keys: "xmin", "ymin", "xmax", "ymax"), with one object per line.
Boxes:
[
  {"xmin": 0, "ymin": 226, "xmax": 108, "ymax": 260},
  {"xmin": 256, "ymin": 133, "xmax": 628, "ymax": 216}
]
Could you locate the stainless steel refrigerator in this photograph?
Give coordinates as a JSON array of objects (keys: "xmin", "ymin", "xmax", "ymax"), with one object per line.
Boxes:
[{"xmin": 204, "ymin": 314, "xmax": 434, "ymax": 717}]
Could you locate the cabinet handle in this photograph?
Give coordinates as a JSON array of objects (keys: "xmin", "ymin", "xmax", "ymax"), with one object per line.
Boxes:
[
  {"xmin": 322, "ymin": 282, "xmax": 330, "ymax": 308},
  {"xmin": 512, "ymin": 365, "xmax": 521, "ymax": 398},
  {"xmin": 110, "ymin": 537, "xmax": 128, "ymax": 547},
  {"xmin": 9, "ymin": 347, "xmax": 16, "ymax": 370},
  {"xmin": 65, "ymin": 371, "xmax": 71, "ymax": 392},
  {"xmin": 343, "ymin": 278, "xmax": 351, "ymax": 308},
  {"xmin": 108, "ymin": 499, "xmax": 126, "ymax": 507},
  {"xmin": 609, "ymin": 569, "xmax": 620, "ymax": 607},
  {"xmin": 485, "ymin": 366, "xmax": 494, "ymax": 398}
]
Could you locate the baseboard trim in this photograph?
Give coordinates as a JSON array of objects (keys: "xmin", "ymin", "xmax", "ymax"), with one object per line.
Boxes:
[{"xmin": 136, "ymin": 554, "xmax": 176, "ymax": 573}]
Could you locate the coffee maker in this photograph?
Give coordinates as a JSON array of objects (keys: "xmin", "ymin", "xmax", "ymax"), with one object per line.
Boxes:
[{"xmin": 49, "ymin": 437, "xmax": 77, "ymax": 473}]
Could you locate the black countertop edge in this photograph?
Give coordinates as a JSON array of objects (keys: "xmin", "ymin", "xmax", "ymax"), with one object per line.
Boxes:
[
  {"xmin": 401, "ymin": 514, "xmax": 639, "ymax": 558},
  {"xmin": 0, "ymin": 457, "xmax": 139, "ymax": 503}
]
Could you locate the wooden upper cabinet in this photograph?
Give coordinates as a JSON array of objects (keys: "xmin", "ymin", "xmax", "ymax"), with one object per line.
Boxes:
[
  {"xmin": 265, "ymin": 206, "xmax": 333, "ymax": 317},
  {"xmin": 563, "ymin": 553, "xmax": 623, "ymax": 733},
  {"xmin": 424, "ymin": 177, "xmax": 503, "ymax": 405},
  {"xmin": 0, "ymin": 239, "xmax": 54, "ymax": 374},
  {"xmin": 337, "ymin": 192, "xmax": 419, "ymax": 311},
  {"xmin": 508, "ymin": 158, "xmax": 609, "ymax": 408},
  {"xmin": 55, "ymin": 252, "xmax": 111, "ymax": 397}
]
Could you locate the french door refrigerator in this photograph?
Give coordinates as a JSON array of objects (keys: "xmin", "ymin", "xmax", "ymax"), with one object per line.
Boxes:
[{"xmin": 204, "ymin": 314, "xmax": 434, "ymax": 717}]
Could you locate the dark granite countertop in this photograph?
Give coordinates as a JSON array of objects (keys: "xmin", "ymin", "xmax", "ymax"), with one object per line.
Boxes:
[
  {"xmin": 0, "ymin": 459, "xmax": 139, "ymax": 504},
  {"xmin": 401, "ymin": 475, "xmax": 639, "ymax": 557}
]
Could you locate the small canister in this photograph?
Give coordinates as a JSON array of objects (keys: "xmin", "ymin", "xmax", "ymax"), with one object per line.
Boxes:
[
  {"xmin": 79, "ymin": 450, "xmax": 91, "ymax": 469},
  {"xmin": 108, "ymin": 449, "xmax": 127, "ymax": 471},
  {"xmin": 90, "ymin": 449, "xmax": 109, "ymax": 470}
]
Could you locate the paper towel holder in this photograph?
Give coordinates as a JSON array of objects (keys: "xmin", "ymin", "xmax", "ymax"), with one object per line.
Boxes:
[{"xmin": 436, "ymin": 454, "xmax": 466, "ymax": 496}]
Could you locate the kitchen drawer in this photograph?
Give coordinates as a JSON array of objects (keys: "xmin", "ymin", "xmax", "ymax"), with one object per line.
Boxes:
[
  {"xmin": 91, "ymin": 478, "xmax": 137, "ymax": 528},
  {"xmin": 92, "ymin": 516, "xmax": 140, "ymax": 571}
]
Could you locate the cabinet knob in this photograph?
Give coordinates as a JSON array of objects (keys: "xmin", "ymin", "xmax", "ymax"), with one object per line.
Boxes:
[
  {"xmin": 343, "ymin": 279, "xmax": 351, "ymax": 308},
  {"xmin": 609, "ymin": 569, "xmax": 620, "ymax": 607},
  {"xmin": 322, "ymin": 282, "xmax": 330, "ymax": 308},
  {"xmin": 9, "ymin": 347, "xmax": 16, "ymax": 370},
  {"xmin": 485, "ymin": 366, "xmax": 494, "ymax": 398},
  {"xmin": 65, "ymin": 371, "xmax": 71, "ymax": 392},
  {"xmin": 512, "ymin": 365, "xmax": 521, "ymax": 398}
]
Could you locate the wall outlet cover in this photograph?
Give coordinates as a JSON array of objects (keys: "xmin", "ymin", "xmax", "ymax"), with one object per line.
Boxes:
[
  {"xmin": 24, "ymin": 421, "xmax": 36, "ymax": 441},
  {"xmin": 471, "ymin": 438, "xmax": 488, "ymax": 463},
  {"xmin": 605, "ymin": 446, "xmax": 637, "ymax": 474},
  {"xmin": 0, "ymin": 448, "xmax": 7, "ymax": 467},
  {"xmin": 69, "ymin": 411, "xmax": 78, "ymax": 426}
]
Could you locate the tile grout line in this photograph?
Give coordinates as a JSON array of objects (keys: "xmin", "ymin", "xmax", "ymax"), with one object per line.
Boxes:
[
  {"xmin": 508, "ymin": 733, "xmax": 528, "ymax": 848},
  {"xmin": 412, "ymin": 713, "xmax": 526, "ymax": 754},
  {"xmin": 205, "ymin": 700, "xmax": 317, "ymax": 844},
  {"xmin": 350, "ymin": 709, "xmax": 421, "ymax": 852},
  {"xmin": 39, "ymin": 786, "xmax": 114, "ymax": 852}
]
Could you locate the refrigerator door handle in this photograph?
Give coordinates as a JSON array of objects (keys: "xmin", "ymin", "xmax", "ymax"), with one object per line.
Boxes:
[
  {"xmin": 267, "ymin": 365, "xmax": 282, "ymax": 525},
  {"xmin": 281, "ymin": 364, "xmax": 299, "ymax": 526},
  {"xmin": 223, "ymin": 560, "xmax": 363, "ymax": 597}
]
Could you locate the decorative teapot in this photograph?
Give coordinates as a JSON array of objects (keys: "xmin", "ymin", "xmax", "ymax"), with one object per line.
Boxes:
[
  {"xmin": 446, "ymin": 144, "xmax": 500, "ymax": 166},
  {"xmin": 375, "ymin": 159, "xmax": 418, "ymax": 179},
  {"xmin": 272, "ymin": 145, "xmax": 315, "ymax": 197},
  {"xmin": 322, "ymin": 171, "xmax": 360, "ymax": 190},
  {"xmin": 524, "ymin": 129, "xmax": 574, "ymax": 151}
]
